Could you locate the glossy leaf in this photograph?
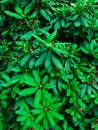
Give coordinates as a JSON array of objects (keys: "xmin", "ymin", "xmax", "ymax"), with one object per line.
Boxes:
[{"xmin": 19, "ymin": 88, "xmax": 37, "ymax": 96}]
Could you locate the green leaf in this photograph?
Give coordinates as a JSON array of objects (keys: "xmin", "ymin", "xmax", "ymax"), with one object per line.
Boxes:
[
  {"xmin": 0, "ymin": 0, "xmax": 9, "ymax": 3},
  {"xmin": 80, "ymin": 66, "xmax": 90, "ymax": 73},
  {"xmin": 24, "ymin": 2, "xmax": 33, "ymax": 15},
  {"xmin": 19, "ymin": 88, "xmax": 37, "ymax": 96},
  {"xmin": 54, "ymin": 21, "xmax": 61, "ymax": 30},
  {"xmin": 90, "ymin": 40, "xmax": 96, "ymax": 51},
  {"xmin": 35, "ymin": 52, "xmax": 47, "ymax": 67},
  {"xmin": 13, "ymin": 86, "xmax": 20, "ymax": 93},
  {"xmin": 17, "ymin": 116, "xmax": 28, "ymax": 122},
  {"xmin": 80, "ymin": 86, "xmax": 87, "ymax": 97},
  {"xmin": 32, "ymin": 70, "xmax": 40, "ymax": 83},
  {"xmin": 44, "ymin": 83, "xmax": 54, "ymax": 89},
  {"xmin": 49, "ymin": 111, "xmax": 64, "ymax": 120},
  {"xmin": 87, "ymin": 85, "xmax": 92, "ymax": 94},
  {"xmin": 78, "ymin": 98, "xmax": 86, "ymax": 109},
  {"xmin": 33, "ymin": 104, "xmax": 43, "ymax": 109},
  {"xmin": 20, "ymin": 54, "xmax": 31, "ymax": 66},
  {"xmin": 1, "ymin": 73, "xmax": 10, "ymax": 82},
  {"xmin": 35, "ymin": 111, "xmax": 45, "ymax": 123},
  {"xmin": 60, "ymin": 19, "xmax": 65, "ymax": 28},
  {"xmin": 74, "ymin": 20, "xmax": 81, "ymax": 27},
  {"xmin": 80, "ymin": 47, "xmax": 89, "ymax": 54},
  {"xmin": 21, "ymin": 31, "xmax": 32, "ymax": 40},
  {"xmin": 46, "ymin": 111, "xmax": 55, "ymax": 126},
  {"xmin": 24, "ymin": 75, "xmax": 38, "ymax": 87},
  {"xmin": 28, "ymin": 10, "xmax": 38, "ymax": 18},
  {"xmin": 14, "ymin": 5, "xmax": 22, "ymax": 14},
  {"xmin": 32, "ymin": 33, "xmax": 47, "ymax": 45},
  {"xmin": 1, "ymin": 100, "xmax": 7, "ymax": 108},
  {"xmin": 81, "ymin": 16, "xmax": 88, "ymax": 27},
  {"xmin": 4, "ymin": 11, "xmax": 23, "ymax": 19},
  {"xmin": 0, "ymin": 94, "xmax": 7, "ymax": 99},
  {"xmin": 43, "ymin": 117, "xmax": 48, "ymax": 129},
  {"xmin": 40, "ymin": 8, "xmax": 51, "ymax": 21},
  {"xmin": 42, "ymin": 89, "xmax": 51, "ymax": 99},
  {"xmin": 49, "ymin": 102, "xmax": 62, "ymax": 110},
  {"xmin": 66, "ymin": 88, "xmax": 71, "ymax": 96},
  {"xmin": 34, "ymin": 89, "xmax": 42, "ymax": 105},
  {"xmin": 28, "ymin": 58, "xmax": 35, "ymax": 69},
  {"xmin": 52, "ymin": 54, "xmax": 63, "ymax": 70},
  {"xmin": 93, "ymin": 106, "xmax": 98, "ymax": 117},
  {"xmin": 15, "ymin": 109, "xmax": 27, "ymax": 116},
  {"xmin": 45, "ymin": 52, "xmax": 52, "ymax": 69},
  {"xmin": 42, "ymin": 75, "xmax": 48, "ymax": 84},
  {"xmin": 92, "ymin": 84, "xmax": 98, "ymax": 90},
  {"xmin": 31, "ymin": 109, "xmax": 42, "ymax": 115},
  {"xmin": 49, "ymin": 31, "xmax": 57, "ymax": 42}
]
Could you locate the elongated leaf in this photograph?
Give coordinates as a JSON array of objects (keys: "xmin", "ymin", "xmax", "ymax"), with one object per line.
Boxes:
[
  {"xmin": 4, "ymin": 11, "xmax": 22, "ymax": 19},
  {"xmin": 90, "ymin": 40, "xmax": 96, "ymax": 51},
  {"xmin": 46, "ymin": 111, "xmax": 55, "ymax": 126},
  {"xmin": 0, "ymin": 0, "xmax": 9, "ymax": 3},
  {"xmin": 35, "ymin": 111, "xmax": 45, "ymax": 123},
  {"xmin": 16, "ymin": 116, "xmax": 28, "ymax": 122},
  {"xmin": 1, "ymin": 73, "xmax": 10, "ymax": 82},
  {"xmin": 28, "ymin": 10, "xmax": 38, "ymax": 18},
  {"xmin": 20, "ymin": 54, "xmax": 31, "ymax": 66},
  {"xmin": 43, "ymin": 117, "xmax": 48, "ymax": 129},
  {"xmin": 44, "ymin": 83, "xmax": 54, "ymax": 89},
  {"xmin": 31, "ymin": 109, "xmax": 42, "ymax": 115},
  {"xmin": 32, "ymin": 33, "xmax": 47, "ymax": 44},
  {"xmin": 24, "ymin": 2, "xmax": 33, "ymax": 15},
  {"xmin": 45, "ymin": 52, "xmax": 52, "ymax": 69},
  {"xmin": 49, "ymin": 102, "xmax": 62, "ymax": 110},
  {"xmin": 40, "ymin": 8, "xmax": 51, "ymax": 21},
  {"xmin": 34, "ymin": 89, "xmax": 42, "ymax": 105},
  {"xmin": 87, "ymin": 85, "xmax": 92, "ymax": 94},
  {"xmin": 28, "ymin": 58, "xmax": 35, "ymax": 69},
  {"xmin": 60, "ymin": 19, "xmax": 65, "ymax": 28},
  {"xmin": 80, "ymin": 85, "xmax": 87, "ymax": 97},
  {"xmin": 80, "ymin": 47, "xmax": 89, "ymax": 54},
  {"xmin": 49, "ymin": 111, "xmax": 64, "ymax": 120},
  {"xmin": 52, "ymin": 54, "xmax": 63, "ymax": 69},
  {"xmin": 42, "ymin": 89, "xmax": 50, "ymax": 99},
  {"xmin": 19, "ymin": 88, "xmax": 37, "ymax": 96},
  {"xmin": 54, "ymin": 21, "xmax": 61, "ymax": 30},
  {"xmin": 14, "ymin": 5, "xmax": 22, "ymax": 14},
  {"xmin": 35, "ymin": 52, "xmax": 47, "ymax": 67},
  {"xmin": 21, "ymin": 31, "xmax": 32, "ymax": 40},
  {"xmin": 32, "ymin": 70, "xmax": 40, "ymax": 83},
  {"xmin": 42, "ymin": 75, "xmax": 48, "ymax": 84},
  {"xmin": 78, "ymin": 98, "xmax": 86, "ymax": 109},
  {"xmin": 92, "ymin": 84, "xmax": 98, "ymax": 90},
  {"xmin": 67, "ymin": 88, "xmax": 71, "ymax": 96},
  {"xmin": 24, "ymin": 75, "xmax": 38, "ymax": 87},
  {"xmin": 49, "ymin": 31, "xmax": 57, "ymax": 42}
]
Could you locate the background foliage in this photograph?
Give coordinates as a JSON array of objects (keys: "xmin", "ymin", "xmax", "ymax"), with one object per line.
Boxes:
[{"xmin": 0, "ymin": 0, "xmax": 98, "ymax": 130}]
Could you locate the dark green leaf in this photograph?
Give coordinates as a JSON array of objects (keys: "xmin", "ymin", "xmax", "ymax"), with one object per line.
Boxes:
[
  {"xmin": 4, "ymin": 11, "xmax": 22, "ymax": 19},
  {"xmin": 35, "ymin": 52, "xmax": 47, "ymax": 67},
  {"xmin": 40, "ymin": 8, "xmax": 51, "ymax": 21},
  {"xmin": 52, "ymin": 54, "xmax": 63, "ymax": 70},
  {"xmin": 45, "ymin": 52, "xmax": 52, "ymax": 69}
]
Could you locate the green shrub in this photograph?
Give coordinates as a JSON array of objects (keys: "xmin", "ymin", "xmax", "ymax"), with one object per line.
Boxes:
[{"xmin": 0, "ymin": 0, "xmax": 98, "ymax": 130}]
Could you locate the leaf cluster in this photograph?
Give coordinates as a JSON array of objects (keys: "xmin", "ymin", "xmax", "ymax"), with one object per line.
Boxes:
[{"xmin": 0, "ymin": 0, "xmax": 98, "ymax": 130}]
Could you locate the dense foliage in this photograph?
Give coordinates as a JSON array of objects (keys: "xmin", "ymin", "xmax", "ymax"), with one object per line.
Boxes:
[{"xmin": 0, "ymin": 0, "xmax": 98, "ymax": 130}]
